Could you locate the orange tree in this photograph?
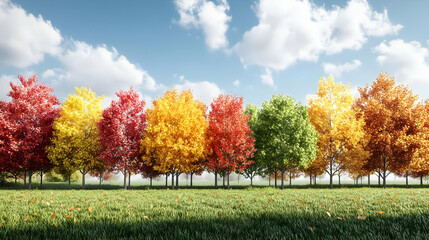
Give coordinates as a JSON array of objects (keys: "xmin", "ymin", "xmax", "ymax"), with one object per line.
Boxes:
[
  {"xmin": 354, "ymin": 72, "xmax": 421, "ymax": 188},
  {"xmin": 140, "ymin": 89, "xmax": 210, "ymax": 189}
]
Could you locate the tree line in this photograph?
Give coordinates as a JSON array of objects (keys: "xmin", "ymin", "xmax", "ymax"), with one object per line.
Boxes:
[{"xmin": 0, "ymin": 72, "xmax": 428, "ymax": 190}]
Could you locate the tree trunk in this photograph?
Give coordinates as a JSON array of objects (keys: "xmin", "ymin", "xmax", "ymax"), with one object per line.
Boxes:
[
  {"xmin": 128, "ymin": 172, "xmax": 131, "ymax": 189},
  {"xmin": 314, "ymin": 176, "xmax": 317, "ymax": 185},
  {"xmin": 190, "ymin": 173, "xmax": 193, "ymax": 187},
  {"xmin": 223, "ymin": 176, "xmax": 225, "ymax": 187},
  {"xmin": 329, "ymin": 158, "xmax": 333, "ymax": 189},
  {"xmin": 250, "ymin": 176, "xmax": 253, "ymax": 187},
  {"xmin": 378, "ymin": 172, "xmax": 380, "ymax": 186},
  {"xmin": 24, "ymin": 171, "xmax": 27, "ymax": 188},
  {"xmin": 406, "ymin": 172, "xmax": 408, "ymax": 188},
  {"xmin": 68, "ymin": 171, "xmax": 71, "ymax": 189},
  {"xmin": 14, "ymin": 174, "xmax": 17, "ymax": 187},
  {"xmin": 165, "ymin": 174, "xmax": 168, "ymax": 187},
  {"xmin": 81, "ymin": 167, "xmax": 86, "ymax": 190},
  {"xmin": 281, "ymin": 171, "xmax": 284, "ymax": 190},
  {"xmin": 176, "ymin": 173, "xmax": 179, "ymax": 189},
  {"xmin": 289, "ymin": 173, "xmax": 292, "ymax": 186},
  {"xmin": 150, "ymin": 177, "xmax": 153, "ymax": 188},
  {"xmin": 227, "ymin": 173, "xmax": 230, "ymax": 189},
  {"xmin": 310, "ymin": 174, "xmax": 312, "ymax": 186},
  {"xmin": 421, "ymin": 176, "xmax": 423, "ymax": 186},
  {"xmin": 268, "ymin": 174, "xmax": 271, "ymax": 186},
  {"xmin": 338, "ymin": 173, "xmax": 341, "ymax": 187},
  {"xmin": 171, "ymin": 172, "xmax": 175, "ymax": 190},
  {"xmin": 99, "ymin": 175, "xmax": 102, "ymax": 186},
  {"xmin": 28, "ymin": 169, "xmax": 32, "ymax": 190},
  {"xmin": 274, "ymin": 170, "xmax": 277, "ymax": 188},
  {"xmin": 123, "ymin": 169, "xmax": 127, "ymax": 190},
  {"xmin": 215, "ymin": 172, "xmax": 217, "ymax": 187},
  {"xmin": 368, "ymin": 174, "xmax": 370, "ymax": 187},
  {"xmin": 40, "ymin": 171, "xmax": 43, "ymax": 186},
  {"xmin": 383, "ymin": 158, "xmax": 387, "ymax": 188}
]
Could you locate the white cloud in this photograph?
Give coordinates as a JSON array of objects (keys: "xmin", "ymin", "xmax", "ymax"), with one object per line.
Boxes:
[
  {"xmin": 375, "ymin": 39, "xmax": 429, "ymax": 84},
  {"xmin": 233, "ymin": 79, "xmax": 240, "ymax": 87},
  {"xmin": 43, "ymin": 41, "xmax": 157, "ymax": 98},
  {"xmin": 0, "ymin": 74, "xmax": 17, "ymax": 99},
  {"xmin": 0, "ymin": 0, "xmax": 62, "ymax": 68},
  {"xmin": 174, "ymin": 0, "xmax": 231, "ymax": 50},
  {"xmin": 323, "ymin": 60, "xmax": 361, "ymax": 77},
  {"xmin": 260, "ymin": 68, "xmax": 274, "ymax": 86},
  {"xmin": 174, "ymin": 79, "xmax": 223, "ymax": 105},
  {"xmin": 234, "ymin": 0, "xmax": 401, "ymax": 70}
]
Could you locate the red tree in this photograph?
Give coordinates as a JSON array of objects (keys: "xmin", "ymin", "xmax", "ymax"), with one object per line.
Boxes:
[
  {"xmin": 0, "ymin": 74, "xmax": 59, "ymax": 189},
  {"xmin": 207, "ymin": 94, "xmax": 256, "ymax": 188},
  {"xmin": 98, "ymin": 88, "xmax": 146, "ymax": 189}
]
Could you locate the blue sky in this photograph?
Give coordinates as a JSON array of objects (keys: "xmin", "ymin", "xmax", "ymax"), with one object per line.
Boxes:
[{"xmin": 1, "ymin": 0, "xmax": 429, "ymax": 109}]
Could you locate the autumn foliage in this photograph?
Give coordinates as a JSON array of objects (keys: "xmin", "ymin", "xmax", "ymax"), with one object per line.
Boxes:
[
  {"xmin": 47, "ymin": 87, "xmax": 104, "ymax": 189},
  {"xmin": 308, "ymin": 76, "xmax": 369, "ymax": 189},
  {"xmin": 206, "ymin": 94, "xmax": 256, "ymax": 188},
  {"xmin": 0, "ymin": 74, "xmax": 59, "ymax": 189},
  {"xmin": 140, "ymin": 89, "xmax": 210, "ymax": 189},
  {"xmin": 1, "ymin": 71, "xmax": 429, "ymax": 188},
  {"xmin": 98, "ymin": 88, "xmax": 146, "ymax": 189}
]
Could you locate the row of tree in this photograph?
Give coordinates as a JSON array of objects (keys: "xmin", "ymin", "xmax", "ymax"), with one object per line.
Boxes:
[{"xmin": 0, "ymin": 72, "xmax": 428, "ymax": 190}]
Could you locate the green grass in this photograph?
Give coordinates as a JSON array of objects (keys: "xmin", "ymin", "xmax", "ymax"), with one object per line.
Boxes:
[{"xmin": 0, "ymin": 187, "xmax": 428, "ymax": 239}]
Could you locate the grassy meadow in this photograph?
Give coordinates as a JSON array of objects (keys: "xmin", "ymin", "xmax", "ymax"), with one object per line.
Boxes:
[{"xmin": 0, "ymin": 186, "xmax": 428, "ymax": 239}]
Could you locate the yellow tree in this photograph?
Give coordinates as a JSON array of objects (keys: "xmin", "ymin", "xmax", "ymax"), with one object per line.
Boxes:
[
  {"xmin": 308, "ymin": 76, "xmax": 369, "ymax": 189},
  {"xmin": 140, "ymin": 89, "xmax": 210, "ymax": 189},
  {"xmin": 47, "ymin": 87, "xmax": 104, "ymax": 189}
]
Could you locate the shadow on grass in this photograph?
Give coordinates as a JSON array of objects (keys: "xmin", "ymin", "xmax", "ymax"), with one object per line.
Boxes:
[
  {"xmin": 1, "ymin": 213, "xmax": 428, "ymax": 239},
  {"xmin": 1, "ymin": 181, "xmax": 429, "ymax": 190}
]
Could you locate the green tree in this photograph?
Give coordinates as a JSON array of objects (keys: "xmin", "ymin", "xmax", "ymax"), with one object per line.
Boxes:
[{"xmin": 256, "ymin": 94, "xmax": 318, "ymax": 189}]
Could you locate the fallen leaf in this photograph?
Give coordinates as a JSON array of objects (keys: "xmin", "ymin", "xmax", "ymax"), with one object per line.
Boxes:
[
  {"xmin": 51, "ymin": 213, "xmax": 56, "ymax": 219},
  {"xmin": 358, "ymin": 215, "xmax": 367, "ymax": 220},
  {"xmin": 238, "ymin": 204, "xmax": 242, "ymax": 208},
  {"xmin": 393, "ymin": 198, "xmax": 397, "ymax": 201},
  {"xmin": 24, "ymin": 216, "xmax": 29, "ymax": 221},
  {"xmin": 88, "ymin": 206, "xmax": 93, "ymax": 212},
  {"xmin": 99, "ymin": 204, "xmax": 105, "ymax": 209},
  {"xmin": 308, "ymin": 226, "xmax": 316, "ymax": 232},
  {"xmin": 66, "ymin": 215, "xmax": 71, "ymax": 218},
  {"xmin": 326, "ymin": 212, "xmax": 331, "ymax": 217},
  {"xmin": 378, "ymin": 211, "xmax": 384, "ymax": 214},
  {"xmin": 53, "ymin": 222, "xmax": 57, "ymax": 227},
  {"xmin": 337, "ymin": 217, "xmax": 345, "ymax": 220},
  {"xmin": 144, "ymin": 216, "xmax": 149, "ymax": 219},
  {"xmin": 186, "ymin": 212, "xmax": 189, "ymax": 216},
  {"xmin": 33, "ymin": 213, "xmax": 39, "ymax": 216}
]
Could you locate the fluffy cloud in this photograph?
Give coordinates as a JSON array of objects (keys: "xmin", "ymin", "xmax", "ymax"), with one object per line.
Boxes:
[
  {"xmin": 323, "ymin": 60, "xmax": 361, "ymax": 77},
  {"xmin": 235, "ymin": 0, "xmax": 401, "ymax": 70},
  {"xmin": 260, "ymin": 68, "xmax": 274, "ymax": 86},
  {"xmin": 375, "ymin": 39, "xmax": 429, "ymax": 84},
  {"xmin": 174, "ymin": 0, "xmax": 231, "ymax": 50},
  {"xmin": 43, "ymin": 41, "xmax": 157, "ymax": 98},
  {"xmin": 0, "ymin": 0, "xmax": 62, "ymax": 68},
  {"xmin": 233, "ymin": 79, "xmax": 240, "ymax": 87},
  {"xmin": 174, "ymin": 79, "xmax": 223, "ymax": 105}
]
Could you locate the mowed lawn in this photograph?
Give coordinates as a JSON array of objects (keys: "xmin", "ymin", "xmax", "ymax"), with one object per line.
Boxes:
[{"xmin": 0, "ymin": 187, "xmax": 428, "ymax": 239}]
